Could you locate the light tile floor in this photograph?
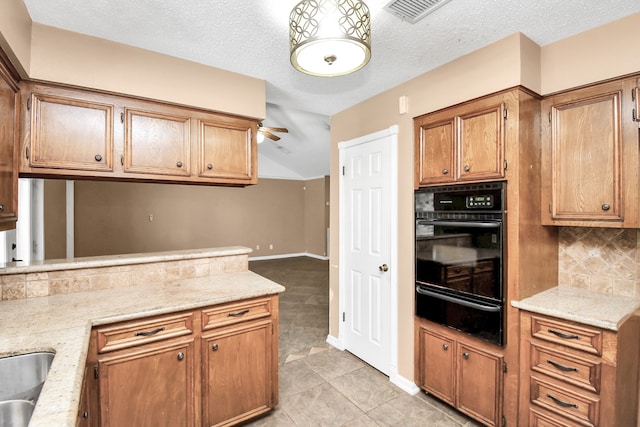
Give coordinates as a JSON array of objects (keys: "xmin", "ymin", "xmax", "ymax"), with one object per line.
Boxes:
[{"xmin": 248, "ymin": 257, "xmax": 481, "ymax": 427}]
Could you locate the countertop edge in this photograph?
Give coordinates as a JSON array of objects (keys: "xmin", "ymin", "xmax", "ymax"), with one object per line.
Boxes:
[
  {"xmin": 0, "ymin": 246, "xmax": 252, "ymax": 275},
  {"xmin": 511, "ymin": 286, "xmax": 640, "ymax": 331}
]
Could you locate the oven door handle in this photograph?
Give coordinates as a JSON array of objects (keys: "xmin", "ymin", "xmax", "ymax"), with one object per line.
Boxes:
[
  {"xmin": 419, "ymin": 220, "xmax": 501, "ymax": 228},
  {"xmin": 416, "ymin": 286, "xmax": 502, "ymax": 313}
]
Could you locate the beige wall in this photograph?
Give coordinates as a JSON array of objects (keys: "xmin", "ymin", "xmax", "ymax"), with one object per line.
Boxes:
[
  {"xmin": 42, "ymin": 177, "xmax": 328, "ymax": 259},
  {"xmin": 0, "ymin": 0, "xmax": 31, "ymax": 77},
  {"xmin": 329, "ymin": 14, "xmax": 640, "ymax": 382},
  {"xmin": 29, "ymin": 24, "xmax": 265, "ymax": 119}
]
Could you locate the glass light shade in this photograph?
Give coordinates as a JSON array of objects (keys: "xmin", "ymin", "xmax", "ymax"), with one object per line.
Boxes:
[{"xmin": 290, "ymin": 0, "xmax": 371, "ymax": 77}]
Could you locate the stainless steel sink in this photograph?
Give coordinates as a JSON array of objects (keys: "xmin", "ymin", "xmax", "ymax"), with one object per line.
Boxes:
[
  {"xmin": 0, "ymin": 400, "xmax": 35, "ymax": 427},
  {"xmin": 0, "ymin": 352, "xmax": 54, "ymax": 427},
  {"xmin": 0, "ymin": 352, "xmax": 54, "ymax": 402}
]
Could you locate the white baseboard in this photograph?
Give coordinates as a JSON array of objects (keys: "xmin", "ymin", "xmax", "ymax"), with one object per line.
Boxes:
[
  {"xmin": 390, "ymin": 372, "xmax": 421, "ymax": 395},
  {"xmin": 325, "ymin": 334, "xmax": 344, "ymax": 350},
  {"xmin": 249, "ymin": 252, "xmax": 329, "ymax": 261}
]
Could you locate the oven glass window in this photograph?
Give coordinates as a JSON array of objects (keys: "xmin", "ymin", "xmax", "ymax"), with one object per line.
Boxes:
[{"xmin": 416, "ymin": 222, "xmax": 502, "ymax": 300}]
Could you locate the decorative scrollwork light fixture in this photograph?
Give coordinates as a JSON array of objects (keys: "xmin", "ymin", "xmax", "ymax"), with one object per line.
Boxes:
[{"xmin": 289, "ymin": 0, "xmax": 371, "ymax": 77}]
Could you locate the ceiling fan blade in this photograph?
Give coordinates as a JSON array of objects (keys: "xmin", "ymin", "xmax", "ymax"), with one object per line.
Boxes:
[
  {"xmin": 263, "ymin": 127, "xmax": 288, "ymax": 133},
  {"xmin": 262, "ymin": 130, "xmax": 281, "ymax": 141}
]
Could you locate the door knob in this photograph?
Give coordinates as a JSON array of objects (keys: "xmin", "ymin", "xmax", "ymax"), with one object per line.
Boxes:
[{"xmin": 379, "ymin": 264, "xmax": 389, "ymax": 272}]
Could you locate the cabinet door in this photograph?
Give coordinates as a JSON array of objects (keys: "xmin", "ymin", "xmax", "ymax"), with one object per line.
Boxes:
[
  {"xmin": 124, "ymin": 108, "xmax": 191, "ymax": 177},
  {"xmin": 0, "ymin": 62, "xmax": 18, "ymax": 231},
  {"xmin": 202, "ymin": 320, "xmax": 273, "ymax": 427},
  {"xmin": 29, "ymin": 94, "xmax": 113, "ymax": 172},
  {"xmin": 456, "ymin": 342, "xmax": 503, "ymax": 427},
  {"xmin": 98, "ymin": 339, "xmax": 195, "ymax": 427},
  {"xmin": 541, "ymin": 78, "xmax": 639, "ymax": 227},
  {"xmin": 418, "ymin": 327, "xmax": 455, "ymax": 405},
  {"xmin": 198, "ymin": 119, "xmax": 255, "ymax": 182},
  {"xmin": 457, "ymin": 102, "xmax": 505, "ymax": 182},
  {"xmin": 415, "ymin": 117, "xmax": 455, "ymax": 185}
]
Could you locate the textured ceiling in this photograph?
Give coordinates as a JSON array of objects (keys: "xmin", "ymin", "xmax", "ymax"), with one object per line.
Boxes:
[{"xmin": 20, "ymin": 0, "xmax": 640, "ymax": 179}]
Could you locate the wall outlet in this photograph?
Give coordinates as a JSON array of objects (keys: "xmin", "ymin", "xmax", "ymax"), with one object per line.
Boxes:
[
  {"xmin": 269, "ymin": 244, "xmax": 273, "ymax": 250},
  {"xmin": 256, "ymin": 244, "xmax": 260, "ymax": 250},
  {"xmin": 148, "ymin": 214, "xmax": 154, "ymax": 222}
]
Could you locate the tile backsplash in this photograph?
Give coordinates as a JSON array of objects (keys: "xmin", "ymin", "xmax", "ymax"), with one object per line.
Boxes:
[{"xmin": 558, "ymin": 227, "xmax": 640, "ymax": 297}]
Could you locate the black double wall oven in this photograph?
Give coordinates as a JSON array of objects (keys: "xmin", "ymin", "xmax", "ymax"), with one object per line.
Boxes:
[{"xmin": 415, "ymin": 181, "xmax": 506, "ymax": 346}]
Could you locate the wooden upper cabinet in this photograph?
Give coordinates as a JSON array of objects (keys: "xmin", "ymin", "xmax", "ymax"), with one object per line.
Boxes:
[
  {"xmin": 457, "ymin": 103, "xmax": 504, "ymax": 182},
  {"xmin": 124, "ymin": 108, "xmax": 191, "ymax": 177},
  {"xmin": 415, "ymin": 92, "xmax": 506, "ymax": 187},
  {"xmin": 18, "ymin": 81, "xmax": 259, "ymax": 186},
  {"xmin": 199, "ymin": 118, "xmax": 254, "ymax": 182},
  {"xmin": 29, "ymin": 93, "xmax": 114, "ymax": 172},
  {"xmin": 0, "ymin": 52, "xmax": 19, "ymax": 232},
  {"xmin": 541, "ymin": 77, "xmax": 639, "ymax": 227},
  {"xmin": 416, "ymin": 118, "xmax": 455, "ymax": 185}
]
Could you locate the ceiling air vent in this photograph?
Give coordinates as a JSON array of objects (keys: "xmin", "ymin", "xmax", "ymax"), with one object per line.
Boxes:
[{"xmin": 384, "ymin": 0, "xmax": 453, "ymax": 24}]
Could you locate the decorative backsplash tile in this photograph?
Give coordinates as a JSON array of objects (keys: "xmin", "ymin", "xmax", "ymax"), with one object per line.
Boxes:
[{"xmin": 558, "ymin": 227, "xmax": 640, "ymax": 297}]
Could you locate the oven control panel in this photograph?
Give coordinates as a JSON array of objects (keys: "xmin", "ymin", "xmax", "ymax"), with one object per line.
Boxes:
[{"xmin": 466, "ymin": 195, "xmax": 494, "ymax": 208}]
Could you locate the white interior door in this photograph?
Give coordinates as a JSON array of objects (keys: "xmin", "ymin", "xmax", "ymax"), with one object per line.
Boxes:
[{"xmin": 339, "ymin": 126, "xmax": 397, "ymax": 376}]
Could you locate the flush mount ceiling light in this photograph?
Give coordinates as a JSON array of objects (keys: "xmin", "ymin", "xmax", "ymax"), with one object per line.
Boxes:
[{"xmin": 289, "ymin": 0, "xmax": 371, "ymax": 77}]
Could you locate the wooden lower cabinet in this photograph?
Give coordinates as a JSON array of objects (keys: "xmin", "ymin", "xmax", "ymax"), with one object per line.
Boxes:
[
  {"xmin": 519, "ymin": 310, "xmax": 640, "ymax": 427},
  {"xmin": 84, "ymin": 295, "xmax": 279, "ymax": 427},
  {"xmin": 416, "ymin": 318, "xmax": 504, "ymax": 426},
  {"xmin": 97, "ymin": 339, "xmax": 195, "ymax": 427},
  {"xmin": 202, "ymin": 320, "xmax": 273, "ymax": 426}
]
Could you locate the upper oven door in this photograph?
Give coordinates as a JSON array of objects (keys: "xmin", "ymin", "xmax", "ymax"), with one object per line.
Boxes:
[{"xmin": 415, "ymin": 218, "xmax": 503, "ymax": 301}]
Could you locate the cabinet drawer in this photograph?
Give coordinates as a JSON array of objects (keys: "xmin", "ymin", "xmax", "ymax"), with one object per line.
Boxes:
[
  {"xmin": 531, "ymin": 344, "xmax": 601, "ymax": 393},
  {"xmin": 530, "ymin": 376, "xmax": 600, "ymax": 427},
  {"xmin": 529, "ymin": 408, "xmax": 582, "ymax": 427},
  {"xmin": 202, "ymin": 297, "xmax": 272, "ymax": 330},
  {"xmin": 530, "ymin": 315, "xmax": 602, "ymax": 356},
  {"xmin": 96, "ymin": 312, "xmax": 194, "ymax": 353}
]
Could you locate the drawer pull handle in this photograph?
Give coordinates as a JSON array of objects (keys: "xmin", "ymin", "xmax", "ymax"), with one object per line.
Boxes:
[
  {"xmin": 546, "ymin": 393, "xmax": 578, "ymax": 409},
  {"xmin": 177, "ymin": 352, "xmax": 184, "ymax": 361},
  {"xmin": 134, "ymin": 327, "xmax": 165, "ymax": 337},
  {"xmin": 212, "ymin": 344, "xmax": 219, "ymax": 351},
  {"xmin": 228, "ymin": 309, "xmax": 250, "ymax": 317},
  {"xmin": 442, "ymin": 344, "xmax": 448, "ymax": 351},
  {"xmin": 548, "ymin": 329, "xmax": 580, "ymax": 340},
  {"xmin": 462, "ymin": 352, "xmax": 469, "ymax": 359},
  {"xmin": 547, "ymin": 359, "xmax": 578, "ymax": 372}
]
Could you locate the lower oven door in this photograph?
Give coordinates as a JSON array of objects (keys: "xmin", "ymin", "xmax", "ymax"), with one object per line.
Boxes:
[{"xmin": 416, "ymin": 285, "xmax": 504, "ymax": 346}]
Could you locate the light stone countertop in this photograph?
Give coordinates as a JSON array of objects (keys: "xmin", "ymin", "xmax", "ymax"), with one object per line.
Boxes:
[
  {"xmin": 0, "ymin": 246, "xmax": 251, "ymax": 274},
  {"xmin": 511, "ymin": 286, "xmax": 640, "ymax": 331},
  {"xmin": 0, "ymin": 271, "xmax": 285, "ymax": 427}
]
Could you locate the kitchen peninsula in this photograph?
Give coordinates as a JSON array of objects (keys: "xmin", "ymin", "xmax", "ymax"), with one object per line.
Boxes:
[{"xmin": 0, "ymin": 246, "xmax": 285, "ymax": 426}]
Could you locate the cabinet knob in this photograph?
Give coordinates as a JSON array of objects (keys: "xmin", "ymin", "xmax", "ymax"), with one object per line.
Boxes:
[
  {"xmin": 0, "ymin": 204, "xmax": 4, "ymax": 212},
  {"xmin": 442, "ymin": 168, "xmax": 449, "ymax": 175},
  {"xmin": 602, "ymin": 203, "xmax": 610, "ymax": 211},
  {"xmin": 207, "ymin": 163, "xmax": 213, "ymax": 170},
  {"xmin": 463, "ymin": 165, "xmax": 470, "ymax": 172},
  {"xmin": 177, "ymin": 352, "xmax": 184, "ymax": 361},
  {"xmin": 212, "ymin": 344, "xmax": 219, "ymax": 351},
  {"xmin": 176, "ymin": 161, "xmax": 183, "ymax": 168},
  {"xmin": 82, "ymin": 412, "xmax": 88, "ymax": 419},
  {"xmin": 463, "ymin": 352, "xmax": 469, "ymax": 359},
  {"xmin": 95, "ymin": 154, "xmax": 102, "ymax": 162},
  {"xmin": 442, "ymin": 344, "xmax": 448, "ymax": 351}
]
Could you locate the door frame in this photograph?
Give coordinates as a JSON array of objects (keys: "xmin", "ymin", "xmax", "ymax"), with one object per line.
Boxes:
[{"xmin": 334, "ymin": 125, "xmax": 399, "ymax": 382}]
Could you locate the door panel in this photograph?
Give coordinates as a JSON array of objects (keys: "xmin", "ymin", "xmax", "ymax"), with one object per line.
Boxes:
[{"xmin": 342, "ymin": 133, "xmax": 391, "ymax": 375}]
